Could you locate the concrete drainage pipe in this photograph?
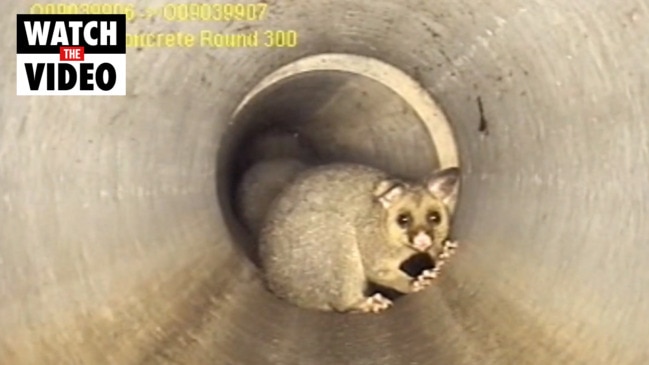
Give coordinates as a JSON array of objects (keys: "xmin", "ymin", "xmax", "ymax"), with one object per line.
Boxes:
[{"xmin": 2, "ymin": 1, "xmax": 649, "ymax": 364}]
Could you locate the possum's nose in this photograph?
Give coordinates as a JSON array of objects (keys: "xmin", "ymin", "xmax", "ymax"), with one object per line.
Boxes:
[{"xmin": 412, "ymin": 231, "xmax": 433, "ymax": 252}]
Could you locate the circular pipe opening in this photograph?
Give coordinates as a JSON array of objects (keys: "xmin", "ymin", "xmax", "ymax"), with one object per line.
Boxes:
[{"xmin": 217, "ymin": 53, "xmax": 460, "ymax": 267}]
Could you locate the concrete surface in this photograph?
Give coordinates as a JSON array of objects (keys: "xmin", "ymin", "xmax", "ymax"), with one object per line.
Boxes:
[{"xmin": 2, "ymin": 0, "xmax": 649, "ymax": 364}]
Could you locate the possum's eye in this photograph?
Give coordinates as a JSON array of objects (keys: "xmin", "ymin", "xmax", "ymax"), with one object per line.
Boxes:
[
  {"xmin": 396, "ymin": 213, "xmax": 411, "ymax": 228},
  {"xmin": 427, "ymin": 211, "xmax": 442, "ymax": 225}
]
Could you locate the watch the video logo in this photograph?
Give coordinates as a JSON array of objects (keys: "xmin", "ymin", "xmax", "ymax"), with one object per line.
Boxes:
[{"xmin": 16, "ymin": 14, "xmax": 126, "ymax": 96}]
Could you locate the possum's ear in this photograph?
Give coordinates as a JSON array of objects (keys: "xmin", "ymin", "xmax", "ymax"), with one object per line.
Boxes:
[
  {"xmin": 374, "ymin": 180, "xmax": 405, "ymax": 209},
  {"xmin": 426, "ymin": 167, "xmax": 460, "ymax": 206}
]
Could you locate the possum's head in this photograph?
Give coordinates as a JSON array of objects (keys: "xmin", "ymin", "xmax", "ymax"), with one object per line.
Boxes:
[{"xmin": 373, "ymin": 167, "xmax": 460, "ymax": 254}]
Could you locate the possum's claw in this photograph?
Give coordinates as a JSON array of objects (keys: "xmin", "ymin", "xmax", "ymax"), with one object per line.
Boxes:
[
  {"xmin": 359, "ymin": 293, "xmax": 393, "ymax": 313},
  {"xmin": 412, "ymin": 268, "xmax": 440, "ymax": 292},
  {"xmin": 439, "ymin": 239, "xmax": 458, "ymax": 259},
  {"xmin": 445, "ymin": 239, "xmax": 459, "ymax": 249}
]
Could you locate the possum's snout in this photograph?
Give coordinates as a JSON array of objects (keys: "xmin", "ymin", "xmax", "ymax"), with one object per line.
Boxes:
[{"xmin": 412, "ymin": 231, "xmax": 433, "ymax": 252}]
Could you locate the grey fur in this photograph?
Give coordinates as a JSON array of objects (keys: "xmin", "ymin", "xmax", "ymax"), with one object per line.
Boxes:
[
  {"xmin": 259, "ymin": 163, "xmax": 459, "ymax": 313},
  {"xmin": 236, "ymin": 158, "xmax": 308, "ymax": 235}
]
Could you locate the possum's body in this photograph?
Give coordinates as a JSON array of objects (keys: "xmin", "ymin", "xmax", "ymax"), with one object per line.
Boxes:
[
  {"xmin": 236, "ymin": 158, "xmax": 308, "ymax": 235},
  {"xmin": 237, "ymin": 131, "xmax": 459, "ymax": 313},
  {"xmin": 259, "ymin": 163, "xmax": 390, "ymax": 311},
  {"xmin": 259, "ymin": 162, "xmax": 459, "ymax": 312}
]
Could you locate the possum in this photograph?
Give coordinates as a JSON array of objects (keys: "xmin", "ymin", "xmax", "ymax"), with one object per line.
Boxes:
[{"xmin": 258, "ymin": 163, "xmax": 459, "ymax": 313}]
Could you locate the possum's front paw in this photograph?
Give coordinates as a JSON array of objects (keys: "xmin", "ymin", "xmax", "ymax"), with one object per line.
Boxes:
[
  {"xmin": 358, "ymin": 293, "xmax": 393, "ymax": 313},
  {"xmin": 439, "ymin": 239, "xmax": 459, "ymax": 259},
  {"xmin": 411, "ymin": 268, "xmax": 440, "ymax": 292}
]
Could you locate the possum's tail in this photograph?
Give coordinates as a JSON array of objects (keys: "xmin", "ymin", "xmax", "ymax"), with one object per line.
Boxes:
[{"xmin": 235, "ymin": 131, "xmax": 314, "ymax": 236}]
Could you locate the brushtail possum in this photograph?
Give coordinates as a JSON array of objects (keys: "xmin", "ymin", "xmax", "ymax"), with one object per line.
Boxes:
[{"xmin": 258, "ymin": 163, "xmax": 459, "ymax": 313}]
